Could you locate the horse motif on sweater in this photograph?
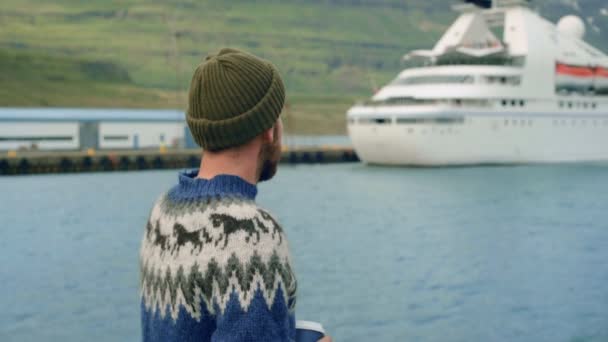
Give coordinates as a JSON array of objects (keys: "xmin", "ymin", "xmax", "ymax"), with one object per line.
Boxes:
[{"xmin": 146, "ymin": 210, "xmax": 283, "ymax": 254}]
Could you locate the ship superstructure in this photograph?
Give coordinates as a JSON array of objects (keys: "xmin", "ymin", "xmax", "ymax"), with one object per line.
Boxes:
[{"xmin": 347, "ymin": 0, "xmax": 608, "ymax": 165}]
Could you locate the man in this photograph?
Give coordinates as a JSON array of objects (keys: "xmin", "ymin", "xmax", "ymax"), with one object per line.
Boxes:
[{"xmin": 139, "ymin": 48, "xmax": 331, "ymax": 342}]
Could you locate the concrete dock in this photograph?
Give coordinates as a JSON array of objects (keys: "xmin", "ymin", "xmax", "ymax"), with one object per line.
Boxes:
[{"xmin": 0, "ymin": 147, "xmax": 359, "ymax": 175}]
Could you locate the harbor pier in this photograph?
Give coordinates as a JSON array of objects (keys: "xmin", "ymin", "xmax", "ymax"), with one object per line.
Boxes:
[{"xmin": 0, "ymin": 147, "xmax": 359, "ymax": 176}]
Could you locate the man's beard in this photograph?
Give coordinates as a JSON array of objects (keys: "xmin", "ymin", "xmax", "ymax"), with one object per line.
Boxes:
[{"xmin": 257, "ymin": 140, "xmax": 280, "ymax": 183}]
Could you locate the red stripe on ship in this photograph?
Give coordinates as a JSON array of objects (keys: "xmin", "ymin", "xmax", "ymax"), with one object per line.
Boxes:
[
  {"xmin": 556, "ymin": 63, "xmax": 595, "ymax": 78},
  {"xmin": 596, "ymin": 67, "xmax": 608, "ymax": 78}
]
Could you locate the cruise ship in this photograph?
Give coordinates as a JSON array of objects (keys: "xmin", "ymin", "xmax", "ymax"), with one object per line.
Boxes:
[{"xmin": 346, "ymin": 0, "xmax": 608, "ymax": 166}]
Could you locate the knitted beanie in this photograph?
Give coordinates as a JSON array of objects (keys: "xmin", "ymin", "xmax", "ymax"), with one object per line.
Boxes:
[{"xmin": 186, "ymin": 48, "xmax": 285, "ymax": 150}]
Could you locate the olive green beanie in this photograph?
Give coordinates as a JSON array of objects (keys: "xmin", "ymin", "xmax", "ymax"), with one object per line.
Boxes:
[{"xmin": 186, "ymin": 48, "xmax": 285, "ymax": 151}]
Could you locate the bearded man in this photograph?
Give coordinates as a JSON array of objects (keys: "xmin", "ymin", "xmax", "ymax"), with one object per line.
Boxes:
[{"xmin": 139, "ymin": 48, "xmax": 330, "ymax": 342}]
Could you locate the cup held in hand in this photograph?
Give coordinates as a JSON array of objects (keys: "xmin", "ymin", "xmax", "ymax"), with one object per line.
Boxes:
[{"xmin": 296, "ymin": 320, "xmax": 325, "ymax": 342}]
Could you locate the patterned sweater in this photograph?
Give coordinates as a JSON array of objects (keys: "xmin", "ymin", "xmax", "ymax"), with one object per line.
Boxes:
[{"xmin": 140, "ymin": 170, "xmax": 297, "ymax": 342}]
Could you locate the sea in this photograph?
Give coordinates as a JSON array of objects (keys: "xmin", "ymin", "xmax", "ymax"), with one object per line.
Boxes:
[{"xmin": 1, "ymin": 162, "xmax": 608, "ymax": 341}]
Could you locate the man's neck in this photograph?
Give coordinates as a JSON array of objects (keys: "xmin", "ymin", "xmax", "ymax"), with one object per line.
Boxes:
[{"xmin": 197, "ymin": 151, "xmax": 259, "ymax": 185}]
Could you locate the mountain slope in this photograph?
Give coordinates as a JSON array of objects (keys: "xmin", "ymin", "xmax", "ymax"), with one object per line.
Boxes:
[{"xmin": 0, "ymin": 0, "xmax": 605, "ymax": 134}]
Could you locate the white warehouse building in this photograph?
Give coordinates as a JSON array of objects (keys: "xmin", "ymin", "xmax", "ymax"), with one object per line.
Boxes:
[{"xmin": 0, "ymin": 108, "xmax": 195, "ymax": 151}]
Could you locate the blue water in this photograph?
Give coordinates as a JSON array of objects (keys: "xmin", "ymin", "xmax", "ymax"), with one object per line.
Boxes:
[{"xmin": 1, "ymin": 163, "xmax": 608, "ymax": 341}]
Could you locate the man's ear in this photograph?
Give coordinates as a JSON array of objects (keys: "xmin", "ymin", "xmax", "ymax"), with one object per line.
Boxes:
[{"xmin": 261, "ymin": 125, "xmax": 274, "ymax": 144}]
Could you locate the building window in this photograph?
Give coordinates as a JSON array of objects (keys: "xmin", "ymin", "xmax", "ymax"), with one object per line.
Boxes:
[
  {"xmin": 103, "ymin": 135, "xmax": 129, "ymax": 141},
  {"xmin": 0, "ymin": 136, "xmax": 73, "ymax": 142},
  {"xmin": 520, "ymin": 100, "xmax": 525, "ymax": 107}
]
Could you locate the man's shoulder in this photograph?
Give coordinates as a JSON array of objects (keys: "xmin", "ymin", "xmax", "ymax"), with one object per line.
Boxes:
[
  {"xmin": 152, "ymin": 190, "xmax": 280, "ymax": 221},
  {"xmin": 144, "ymin": 194, "xmax": 287, "ymax": 254}
]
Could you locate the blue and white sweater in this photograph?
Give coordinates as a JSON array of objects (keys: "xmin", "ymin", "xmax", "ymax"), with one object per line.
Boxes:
[{"xmin": 140, "ymin": 170, "xmax": 297, "ymax": 341}]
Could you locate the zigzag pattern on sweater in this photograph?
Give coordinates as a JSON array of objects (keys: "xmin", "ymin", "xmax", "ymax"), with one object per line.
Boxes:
[
  {"xmin": 140, "ymin": 193, "xmax": 297, "ymax": 322},
  {"xmin": 141, "ymin": 251, "xmax": 297, "ymax": 321}
]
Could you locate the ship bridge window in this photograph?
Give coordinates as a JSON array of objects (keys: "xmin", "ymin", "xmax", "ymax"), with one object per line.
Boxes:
[
  {"xmin": 483, "ymin": 75, "xmax": 521, "ymax": 86},
  {"xmin": 396, "ymin": 117, "xmax": 465, "ymax": 125},
  {"xmin": 501, "ymin": 99, "xmax": 526, "ymax": 107},
  {"xmin": 368, "ymin": 98, "xmax": 439, "ymax": 106},
  {"xmin": 358, "ymin": 117, "xmax": 392, "ymax": 125},
  {"xmin": 392, "ymin": 75, "xmax": 475, "ymax": 86}
]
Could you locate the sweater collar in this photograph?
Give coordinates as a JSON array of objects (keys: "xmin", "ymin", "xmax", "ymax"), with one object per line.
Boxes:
[{"xmin": 173, "ymin": 169, "xmax": 258, "ymax": 201}]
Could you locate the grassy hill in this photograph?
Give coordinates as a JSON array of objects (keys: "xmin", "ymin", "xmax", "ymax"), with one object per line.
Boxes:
[
  {"xmin": 0, "ymin": 49, "xmax": 182, "ymax": 107},
  {"xmin": 1, "ymin": 0, "xmax": 606, "ymax": 134}
]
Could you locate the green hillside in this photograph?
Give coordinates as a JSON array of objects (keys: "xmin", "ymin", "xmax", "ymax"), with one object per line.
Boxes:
[
  {"xmin": 0, "ymin": 1, "xmax": 452, "ymax": 93},
  {"xmin": 1, "ymin": 0, "xmax": 606, "ymax": 134},
  {"xmin": 0, "ymin": 49, "xmax": 181, "ymax": 107}
]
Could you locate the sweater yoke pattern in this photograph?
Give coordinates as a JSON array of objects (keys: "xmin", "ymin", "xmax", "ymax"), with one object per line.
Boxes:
[{"xmin": 139, "ymin": 172, "xmax": 297, "ymax": 338}]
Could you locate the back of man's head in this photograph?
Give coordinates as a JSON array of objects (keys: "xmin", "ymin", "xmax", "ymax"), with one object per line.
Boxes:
[{"xmin": 186, "ymin": 48, "xmax": 285, "ymax": 152}]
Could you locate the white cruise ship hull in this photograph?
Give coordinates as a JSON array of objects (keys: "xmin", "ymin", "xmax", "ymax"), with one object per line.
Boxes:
[
  {"xmin": 348, "ymin": 110, "xmax": 608, "ymax": 166},
  {"xmin": 345, "ymin": 4, "xmax": 608, "ymax": 167}
]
